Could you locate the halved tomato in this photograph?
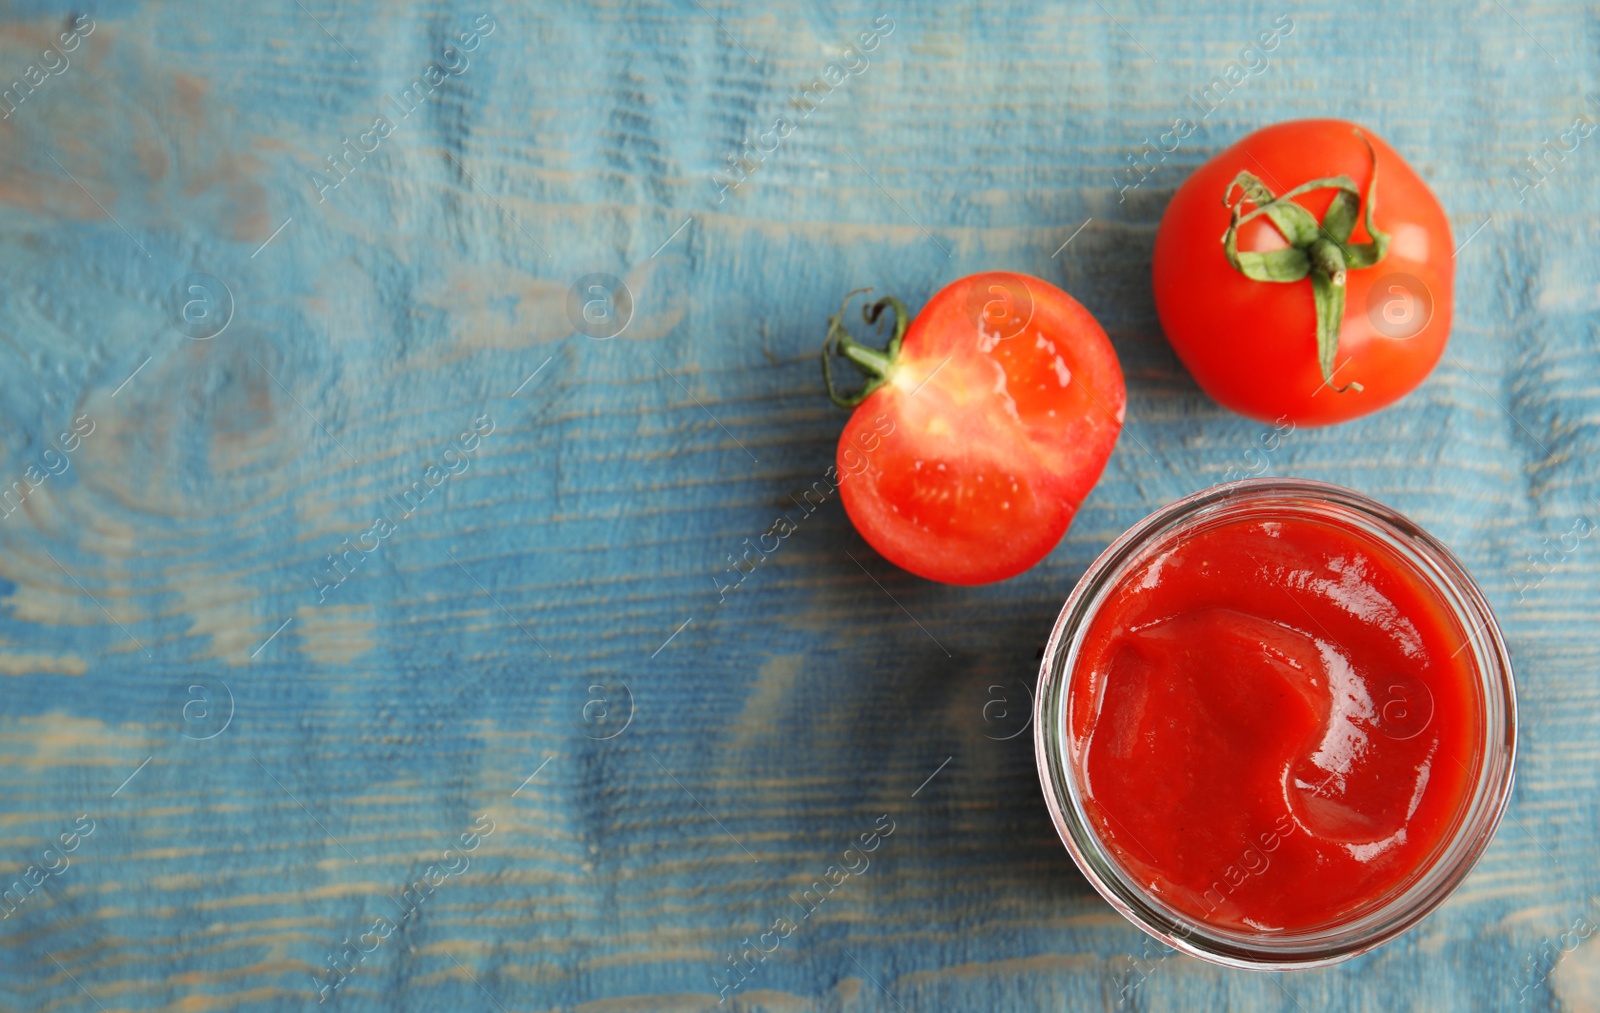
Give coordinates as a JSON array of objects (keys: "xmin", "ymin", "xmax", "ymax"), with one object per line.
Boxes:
[{"xmin": 823, "ymin": 273, "xmax": 1125, "ymax": 584}]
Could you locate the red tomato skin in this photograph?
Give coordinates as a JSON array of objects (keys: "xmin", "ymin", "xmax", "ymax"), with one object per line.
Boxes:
[
  {"xmin": 837, "ymin": 273, "xmax": 1125, "ymax": 585},
  {"xmin": 1153, "ymin": 119, "xmax": 1454, "ymax": 426}
]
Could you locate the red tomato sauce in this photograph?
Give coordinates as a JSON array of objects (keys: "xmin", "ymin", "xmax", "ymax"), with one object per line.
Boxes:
[{"xmin": 1068, "ymin": 512, "xmax": 1483, "ymax": 932}]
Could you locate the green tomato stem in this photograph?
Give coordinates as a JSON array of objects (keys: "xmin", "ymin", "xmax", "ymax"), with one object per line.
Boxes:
[
  {"xmin": 1219, "ymin": 130, "xmax": 1391, "ymax": 393},
  {"xmin": 821, "ymin": 289, "xmax": 908, "ymax": 409}
]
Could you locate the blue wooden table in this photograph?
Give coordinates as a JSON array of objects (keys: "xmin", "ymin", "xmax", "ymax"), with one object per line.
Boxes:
[{"xmin": 0, "ymin": 2, "xmax": 1595, "ymax": 1010}]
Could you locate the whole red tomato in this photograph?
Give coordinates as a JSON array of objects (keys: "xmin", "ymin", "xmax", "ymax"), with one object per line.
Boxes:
[
  {"xmin": 822, "ymin": 273, "xmax": 1124, "ymax": 585},
  {"xmin": 1153, "ymin": 119, "xmax": 1454, "ymax": 426}
]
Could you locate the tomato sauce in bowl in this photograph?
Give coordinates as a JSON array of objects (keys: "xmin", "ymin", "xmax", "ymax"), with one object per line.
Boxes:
[{"xmin": 1034, "ymin": 479, "xmax": 1516, "ymax": 968}]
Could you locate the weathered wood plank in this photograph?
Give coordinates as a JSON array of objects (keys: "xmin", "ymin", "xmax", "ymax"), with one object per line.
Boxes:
[{"xmin": 0, "ymin": 1, "xmax": 1594, "ymax": 1010}]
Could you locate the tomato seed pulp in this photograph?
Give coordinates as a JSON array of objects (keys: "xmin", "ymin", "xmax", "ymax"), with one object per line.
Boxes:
[{"xmin": 1067, "ymin": 512, "xmax": 1483, "ymax": 932}]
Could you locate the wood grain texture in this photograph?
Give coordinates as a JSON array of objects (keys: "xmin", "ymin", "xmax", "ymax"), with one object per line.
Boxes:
[{"xmin": 0, "ymin": 1, "xmax": 1595, "ymax": 1010}]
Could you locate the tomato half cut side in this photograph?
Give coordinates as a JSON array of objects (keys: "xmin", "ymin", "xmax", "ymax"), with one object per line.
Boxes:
[{"xmin": 823, "ymin": 272, "xmax": 1125, "ymax": 585}]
